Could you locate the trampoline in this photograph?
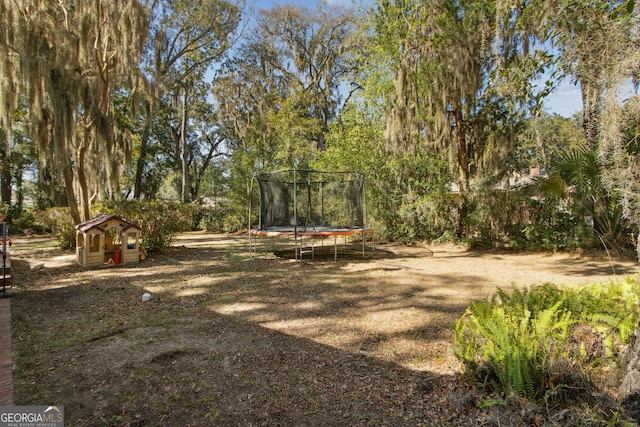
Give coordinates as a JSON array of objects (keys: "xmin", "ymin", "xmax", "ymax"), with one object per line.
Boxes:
[{"xmin": 249, "ymin": 170, "xmax": 374, "ymax": 261}]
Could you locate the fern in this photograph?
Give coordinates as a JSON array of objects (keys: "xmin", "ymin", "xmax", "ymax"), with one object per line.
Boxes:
[
  {"xmin": 455, "ymin": 277, "xmax": 640, "ymax": 402},
  {"xmin": 454, "ymin": 294, "xmax": 573, "ymax": 400}
]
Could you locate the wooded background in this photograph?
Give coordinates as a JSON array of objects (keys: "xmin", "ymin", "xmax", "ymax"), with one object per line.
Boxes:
[{"xmin": 1, "ymin": 0, "xmax": 639, "ymax": 255}]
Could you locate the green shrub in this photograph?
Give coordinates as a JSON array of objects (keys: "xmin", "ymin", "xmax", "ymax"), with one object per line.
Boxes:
[
  {"xmin": 40, "ymin": 207, "xmax": 76, "ymax": 249},
  {"xmin": 454, "ymin": 278, "xmax": 640, "ymax": 401},
  {"xmin": 465, "ymin": 187, "xmax": 582, "ymax": 251},
  {"xmin": 11, "ymin": 208, "xmax": 37, "ymax": 234},
  {"xmin": 96, "ymin": 200, "xmax": 197, "ymax": 252},
  {"xmin": 455, "ymin": 294, "xmax": 572, "ymax": 399},
  {"xmin": 198, "ymin": 204, "xmax": 236, "ymax": 233},
  {"xmin": 359, "ymin": 151, "xmax": 456, "ymax": 243},
  {"xmin": 32, "ymin": 210, "xmax": 51, "ymax": 234},
  {"xmin": 222, "ymin": 211, "xmax": 246, "ymax": 233},
  {"xmin": 32, "ymin": 201, "xmax": 201, "ymax": 252}
]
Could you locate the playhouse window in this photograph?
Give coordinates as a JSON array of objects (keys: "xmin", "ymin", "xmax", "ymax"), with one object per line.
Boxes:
[
  {"xmin": 109, "ymin": 228, "xmax": 122, "ymax": 246},
  {"xmin": 126, "ymin": 232, "xmax": 138, "ymax": 249},
  {"xmin": 89, "ymin": 234, "xmax": 100, "ymax": 253}
]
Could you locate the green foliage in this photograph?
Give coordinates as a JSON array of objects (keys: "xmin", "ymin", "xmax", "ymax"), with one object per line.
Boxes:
[
  {"xmin": 9, "ymin": 208, "xmax": 36, "ymax": 234},
  {"xmin": 223, "ymin": 154, "xmax": 253, "ymax": 233},
  {"xmin": 39, "ymin": 208, "xmax": 76, "ymax": 249},
  {"xmin": 96, "ymin": 200, "xmax": 197, "ymax": 253},
  {"xmin": 455, "ymin": 278, "xmax": 640, "ymax": 401},
  {"xmin": 571, "ymin": 278, "xmax": 640, "ymax": 347},
  {"xmin": 520, "ymin": 199, "xmax": 582, "ymax": 250},
  {"xmin": 320, "ymin": 104, "xmax": 457, "ymax": 242},
  {"xmin": 462, "ymin": 140, "xmax": 634, "ymax": 251},
  {"xmin": 455, "ymin": 294, "xmax": 572, "ymax": 399},
  {"xmin": 198, "ymin": 203, "xmax": 241, "ymax": 233},
  {"xmin": 503, "ymin": 280, "xmax": 640, "ymax": 351},
  {"xmin": 549, "ymin": 145, "xmax": 634, "ymax": 253},
  {"xmin": 0, "ymin": 203, "xmax": 8, "ymax": 220},
  {"xmin": 512, "ymin": 113, "xmax": 585, "ymax": 172},
  {"xmin": 464, "ymin": 185, "xmax": 582, "ymax": 250},
  {"xmin": 0, "ymin": 206, "xmax": 50, "ymax": 236},
  {"xmin": 372, "ymin": 154, "xmax": 456, "ymax": 243}
]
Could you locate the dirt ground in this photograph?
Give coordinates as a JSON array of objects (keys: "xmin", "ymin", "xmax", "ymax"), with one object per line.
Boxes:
[{"xmin": 8, "ymin": 232, "xmax": 639, "ymax": 426}]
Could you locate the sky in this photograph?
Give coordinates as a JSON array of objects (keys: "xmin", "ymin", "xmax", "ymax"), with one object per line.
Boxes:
[
  {"xmin": 542, "ymin": 81, "xmax": 583, "ymax": 118},
  {"xmin": 546, "ymin": 79, "xmax": 639, "ymax": 118},
  {"xmin": 253, "ymin": 0, "xmax": 361, "ymax": 9}
]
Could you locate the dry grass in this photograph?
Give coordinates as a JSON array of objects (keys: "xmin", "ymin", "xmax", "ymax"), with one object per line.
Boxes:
[{"xmin": 9, "ymin": 232, "xmax": 638, "ymax": 426}]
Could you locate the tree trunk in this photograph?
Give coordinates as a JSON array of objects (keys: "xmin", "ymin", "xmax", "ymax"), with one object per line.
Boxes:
[
  {"xmin": 75, "ymin": 121, "xmax": 93, "ymax": 222},
  {"xmin": 581, "ymin": 79, "xmax": 601, "ymax": 148},
  {"xmin": 62, "ymin": 159, "xmax": 81, "ymax": 225},
  {"xmin": 180, "ymin": 87, "xmax": 191, "ymax": 203},
  {"xmin": 453, "ymin": 104, "xmax": 470, "ymax": 240},
  {"xmin": 534, "ymin": 118, "xmax": 548, "ymax": 168},
  {"xmin": 619, "ymin": 321, "xmax": 640, "ymax": 422},
  {"xmin": 133, "ymin": 102, "xmax": 152, "ymax": 199},
  {"xmin": 77, "ymin": 142, "xmax": 91, "ymax": 222},
  {"xmin": 13, "ymin": 166, "xmax": 23, "ymax": 213},
  {"xmin": 454, "ymin": 105, "xmax": 470, "ymax": 194},
  {"xmin": 0, "ymin": 165, "xmax": 11, "ymax": 206},
  {"xmin": 1, "ymin": 131, "xmax": 11, "ymax": 205}
]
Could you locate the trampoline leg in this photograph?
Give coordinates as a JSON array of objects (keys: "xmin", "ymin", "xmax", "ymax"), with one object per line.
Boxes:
[
  {"xmin": 296, "ymin": 235, "xmax": 315, "ymax": 261},
  {"xmin": 334, "ymin": 236, "xmax": 337, "ymax": 262},
  {"xmin": 262, "ymin": 236, "xmax": 266, "ymax": 258}
]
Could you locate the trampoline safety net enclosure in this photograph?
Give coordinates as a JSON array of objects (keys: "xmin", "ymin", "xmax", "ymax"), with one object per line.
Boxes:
[{"xmin": 249, "ymin": 169, "xmax": 374, "ymax": 261}]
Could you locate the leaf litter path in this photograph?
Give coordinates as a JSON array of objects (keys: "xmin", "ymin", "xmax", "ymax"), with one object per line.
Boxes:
[{"xmin": 8, "ymin": 232, "xmax": 638, "ymax": 426}]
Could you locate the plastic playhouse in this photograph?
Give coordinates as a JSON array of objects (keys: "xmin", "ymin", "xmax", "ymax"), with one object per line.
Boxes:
[{"xmin": 75, "ymin": 214, "xmax": 141, "ymax": 267}]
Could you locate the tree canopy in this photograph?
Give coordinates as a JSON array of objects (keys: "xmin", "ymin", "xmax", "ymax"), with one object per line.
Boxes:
[{"xmin": 1, "ymin": 0, "xmax": 639, "ymax": 255}]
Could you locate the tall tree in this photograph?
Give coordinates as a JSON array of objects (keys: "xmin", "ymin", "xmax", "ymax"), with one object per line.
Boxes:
[
  {"xmin": 132, "ymin": 0, "xmax": 241, "ymax": 202},
  {"xmin": 543, "ymin": 0, "xmax": 639, "ymax": 257},
  {"xmin": 371, "ymin": 0, "xmax": 549, "ymax": 236},
  {"xmin": 213, "ymin": 3, "xmax": 356, "ymax": 170},
  {"xmin": 378, "ymin": 0, "xmax": 548, "ymax": 184},
  {"xmin": 0, "ymin": 102, "xmax": 37, "ymax": 213},
  {"xmin": 153, "ymin": 78, "xmax": 227, "ymax": 202},
  {"xmin": 548, "ymin": 0, "xmax": 637, "ymax": 147},
  {"xmin": 1, "ymin": 0, "xmax": 148, "ymax": 223},
  {"xmin": 211, "ymin": 3, "xmax": 357, "ymax": 229}
]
